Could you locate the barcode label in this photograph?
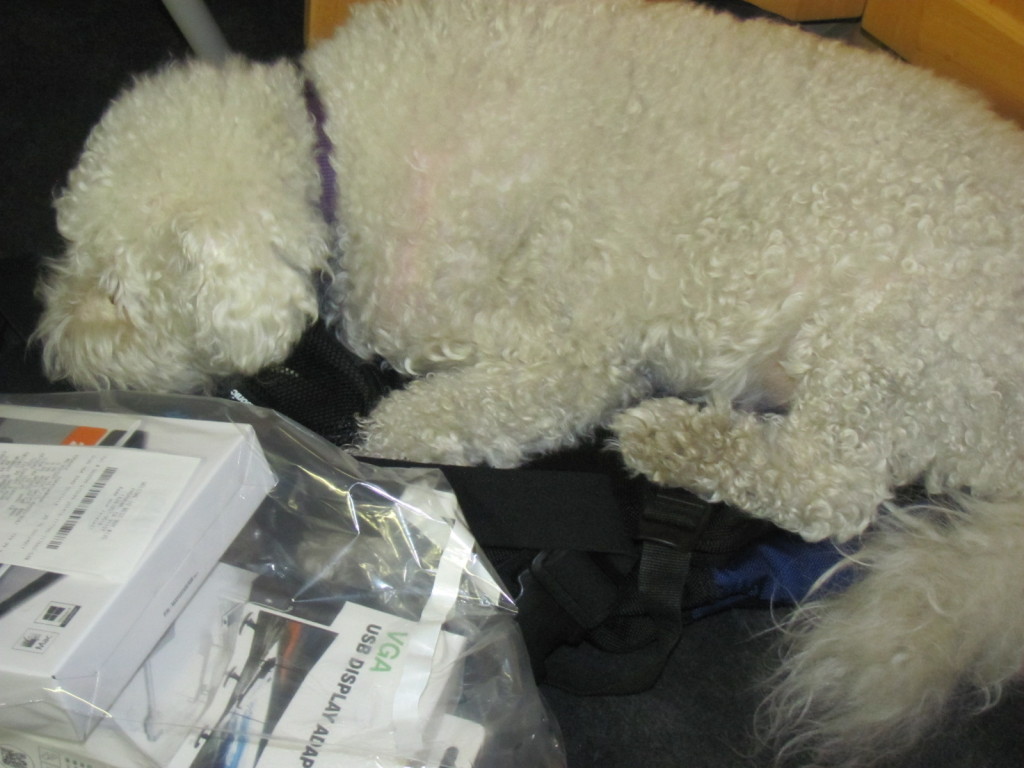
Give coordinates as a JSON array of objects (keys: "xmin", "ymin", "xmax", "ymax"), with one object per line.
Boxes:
[
  {"xmin": 0, "ymin": 746, "xmax": 31, "ymax": 768},
  {"xmin": 46, "ymin": 466, "xmax": 117, "ymax": 550}
]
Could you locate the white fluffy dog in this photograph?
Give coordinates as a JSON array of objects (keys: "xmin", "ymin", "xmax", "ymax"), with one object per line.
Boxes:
[{"xmin": 34, "ymin": 0, "xmax": 1024, "ymax": 763}]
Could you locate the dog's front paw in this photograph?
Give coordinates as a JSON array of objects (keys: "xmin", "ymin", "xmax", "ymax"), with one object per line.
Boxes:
[
  {"xmin": 354, "ymin": 385, "xmax": 527, "ymax": 467},
  {"xmin": 613, "ymin": 397, "xmax": 888, "ymax": 541},
  {"xmin": 611, "ymin": 398, "xmax": 730, "ymax": 494},
  {"xmin": 356, "ymin": 418, "xmax": 476, "ymax": 466}
]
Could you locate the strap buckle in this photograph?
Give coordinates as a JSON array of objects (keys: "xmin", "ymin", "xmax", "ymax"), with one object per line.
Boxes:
[{"xmin": 636, "ymin": 487, "xmax": 713, "ymax": 551}]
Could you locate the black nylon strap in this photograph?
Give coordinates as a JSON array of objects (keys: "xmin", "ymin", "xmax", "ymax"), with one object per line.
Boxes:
[
  {"xmin": 541, "ymin": 488, "xmax": 713, "ymax": 695},
  {"xmin": 365, "ymin": 460, "xmax": 634, "ymax": 557}
]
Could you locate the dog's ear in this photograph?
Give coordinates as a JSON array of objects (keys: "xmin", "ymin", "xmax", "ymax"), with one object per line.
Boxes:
[{"xmin": 177, "ymin": 215, "xmax": 327, "ymax": 379}]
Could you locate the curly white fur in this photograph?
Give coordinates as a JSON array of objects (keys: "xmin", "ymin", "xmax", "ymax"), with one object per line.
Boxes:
[
  {"xmin": 36, "ymin": 58, "xmax": 331, "ymax": 391},
  {"xmin": 765, "ymin": 498, "xmax": 1024, "ymax": 766},
  {"xmin": 33, "ymin": 0, "xmax": 1024, "ymax": 763}
]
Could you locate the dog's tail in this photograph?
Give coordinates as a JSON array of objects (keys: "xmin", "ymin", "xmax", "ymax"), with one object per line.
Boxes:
[{"xmin": 762, "ymin": 493, "xmax": 1024, "ymax": 767}]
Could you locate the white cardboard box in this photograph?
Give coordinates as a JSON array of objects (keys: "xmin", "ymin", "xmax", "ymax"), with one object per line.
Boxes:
[
  {"xmin": 0, "ymin": 577, "xmax": 486, "ymax": 768},
  {"xmin": 0, "ymin": 406, "xmax": 276, "ymax": 741},
  {"xmin": 0, "ymin": 563, "xmax": 257, "ymax": 768},
  {"xmin": 0, "ymin": 475, "xmax": 489, "ymax": 768}
]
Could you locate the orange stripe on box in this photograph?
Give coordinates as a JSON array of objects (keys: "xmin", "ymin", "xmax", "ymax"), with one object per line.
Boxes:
[{"xmin": 61, "ymin": 426, "xmax": 108, "ymax": 446}]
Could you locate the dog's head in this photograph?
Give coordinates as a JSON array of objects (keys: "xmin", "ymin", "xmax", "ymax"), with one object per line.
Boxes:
[{"xmin": 34, "ymin": 58, "xmax": 331, "ymax": 392}]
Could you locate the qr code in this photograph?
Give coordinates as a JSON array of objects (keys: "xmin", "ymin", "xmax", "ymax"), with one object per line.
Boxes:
[{"xmin": 0, "ymin": 746, "xmax": 31, "ymax": 768}]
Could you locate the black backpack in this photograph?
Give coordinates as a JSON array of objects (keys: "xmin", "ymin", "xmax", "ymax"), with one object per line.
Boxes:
[{"xmin": 215, "ymin": 319, "xmax": 842, "ymax": 695}]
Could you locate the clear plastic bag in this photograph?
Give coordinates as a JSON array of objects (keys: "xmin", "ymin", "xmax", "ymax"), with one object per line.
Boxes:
[{"xmin": 0, "ymin": 391, "xmax": 565, "ymax": 768}]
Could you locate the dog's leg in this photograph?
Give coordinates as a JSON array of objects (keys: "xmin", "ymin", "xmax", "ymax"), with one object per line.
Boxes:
[
  {"xmin": 356, "ymin": 357, "xmax": 646, "ymax": 467},
  {"xmin": 611, "ymin": 381, "xmax": 895, "ymax": 542}
]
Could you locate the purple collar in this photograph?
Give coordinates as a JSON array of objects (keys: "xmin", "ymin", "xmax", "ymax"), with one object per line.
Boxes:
[
  {"xmin": 303, "ymin": 76, "xmax": 345, "ymax": 320},
  {"xmin": 302, "ymin": 77, "xmax": 338, "ymax": 227}
]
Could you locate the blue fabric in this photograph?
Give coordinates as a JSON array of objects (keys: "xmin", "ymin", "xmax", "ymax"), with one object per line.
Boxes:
[{"xmin": 692, "ymin": 533, "xmax": 852, "ymax": 619}]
